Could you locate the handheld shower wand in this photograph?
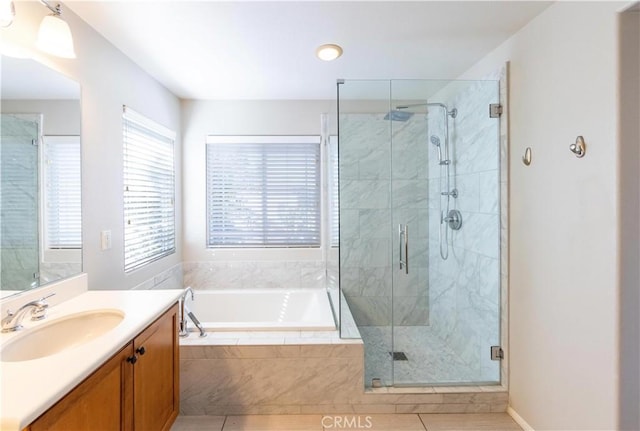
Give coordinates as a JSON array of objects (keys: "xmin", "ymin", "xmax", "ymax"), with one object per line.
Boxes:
[{"xmin": 430, "ymin": 135, "xmax": 443, "ymax": 163}]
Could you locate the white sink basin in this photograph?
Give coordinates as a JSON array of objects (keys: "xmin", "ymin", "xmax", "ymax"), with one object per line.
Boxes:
[{"xmin": 1, "ymin": 309, "xmax": 125, "ymax": 362}]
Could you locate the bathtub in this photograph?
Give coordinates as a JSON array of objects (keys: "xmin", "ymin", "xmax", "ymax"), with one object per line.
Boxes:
[{"xmin": 184, "ymin": 288, "xmax": 336, "ymax": 331}]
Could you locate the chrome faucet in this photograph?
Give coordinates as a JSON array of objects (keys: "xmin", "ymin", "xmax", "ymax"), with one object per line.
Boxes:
[
  {"xmin": 1, "ymin": 293, "xmax": 55, "ymax": 333},
  {"xmin": 179, "ymin": 287, "xmax": 194, "ymax": 338}
]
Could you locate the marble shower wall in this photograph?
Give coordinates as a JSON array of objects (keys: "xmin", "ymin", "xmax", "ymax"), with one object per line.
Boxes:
[
  {"xmin": 339, "ymin": 113, "xmax": 429, "ymax": 327},
  {"xmin": 1, "ymin": 114, "xmax": 39, "ymax": 290},
  {"xmin": 427, "ymin": 80, "xmax": 501, "ymax": 382}
]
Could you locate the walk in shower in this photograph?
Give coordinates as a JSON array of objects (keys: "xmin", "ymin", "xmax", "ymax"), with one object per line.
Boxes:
[{"xmin": 335, "ymin": 79, "xmax": 502, "ymax": 387}]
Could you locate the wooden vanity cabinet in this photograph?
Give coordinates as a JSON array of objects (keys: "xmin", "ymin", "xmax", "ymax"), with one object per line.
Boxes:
[{"xmin": 25, "ymin": 303, "xmax": 179, "ymax": 431}]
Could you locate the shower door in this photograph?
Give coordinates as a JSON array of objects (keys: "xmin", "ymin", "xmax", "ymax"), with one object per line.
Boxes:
[
  {"xmin": 338, "ymin": 78, "xmax": 502, "ymax": 387},
  {"xmin": 1, "ymin": 114, "xmax": 40, "ymax": 291}
]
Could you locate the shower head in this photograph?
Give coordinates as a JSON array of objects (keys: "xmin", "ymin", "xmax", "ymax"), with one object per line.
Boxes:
[
  {"xmin": 430, "ymin": 135, "xmax": 443, "ymax": 162},
  {"xmin": 384, "ymin": 110, "xmax": 414, "ymax": 122}
]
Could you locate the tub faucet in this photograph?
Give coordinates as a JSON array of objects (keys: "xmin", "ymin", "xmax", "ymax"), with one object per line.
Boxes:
[
  {"xmin": 179, "ymin": 287, "xmax": 194, "ymax": 338},
  {"xmin": 1, "ymin": 293, "xmax": 55, "ymax": 333}
]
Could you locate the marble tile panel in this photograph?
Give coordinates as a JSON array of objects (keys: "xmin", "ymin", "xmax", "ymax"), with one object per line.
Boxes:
[
  {"xmin": 393, "ymin": 296, "xmax": 429, "ymax": 326},
  {"xmin": 479, "ymin": 169, "xmax": 499, "ymax": 215},
  {"xmin": 359, "ymin": 146, "xmax": 391, "ymax": 180},
  {"xmin": 340, "ymin": 209, "xmax": 360, "ymax": 239},
  {"xmin": 392, "ymin": 180, "xmax": 429, "ymax": 209},
  {"xmin": 223, "ymin": 415, "xmax": 323, "ymax": 430},
  {"xmin": 419, "ymin": 413, "xmax": 522, "ymax": 430},
  {"xmin": 205, "ymin": 405, "xmax": 303, "ymax": 416},
  {"xmin": 296, "ymin": 343, "xmax": 363, "ymax": 358},
  {"xmin": 453, "ymin": 172, "xmax": 480, "ymax": 214},
  {"xmin": 350, "ymin": 405, "xmax": 397, "ymax": 414},
  {"xmin": 391, "ymin": 269, "xmax": 419, "ymax": 296},
  {"xmin": 359, "ymin": 209, "xmax": 391, "ymax": 239},
  {"xmin": 340, "ymin": 238, "xmax": 390, "ymax": 268},
  {"xmin": 360, "ymin": 267, "xmax": 392, "ymax": 297},
  {"xmin": 340, "ymin": 412, "xmax": 425, "ymax": 431},
  {"xmin": 339, "ymin": 267, "xmax": 361, "ymax": 296},
  {"xmin": 171, "ymin": 415, "xmax": 225, "ymax": 431},
  {"xmin": 180, "ymin": 356, "xmax": 363, "ymax": 410},
  {"xmin": 400, "ymin": 404, "xmax": 493, "ymax": 414},
  {"xmin": 299, "ymin": 405, "xmax": 361, "ymax": 414},
  {"xmin": 346, "ymin": 296, "xmax": 392, "ymax": 326},
  {"xmin": 441, "ymin": 392, "xmax": 508, "ymax": 404}
]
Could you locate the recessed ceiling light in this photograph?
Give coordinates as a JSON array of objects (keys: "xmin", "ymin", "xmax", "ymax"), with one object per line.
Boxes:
[{"xmin": 316, "ymin": 44, "xmax": 343, "ymax": 61}]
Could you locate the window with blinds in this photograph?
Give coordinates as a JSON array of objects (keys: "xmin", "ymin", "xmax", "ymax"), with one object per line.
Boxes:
[
  {"xmin": 43, "ymin": 136, "xmax": 82, "ymax": 249},
  {"xmin": 206, "ymin": 135, "xmax": 321, "ymax": 248},
  {"xmin": 123, "ymin": 107, "xmax": 176, "ymax": 272}
]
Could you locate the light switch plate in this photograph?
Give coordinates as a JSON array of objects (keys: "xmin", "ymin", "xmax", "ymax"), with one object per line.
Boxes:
[{"xmin": 101, "ymin": 230, "xmax": 112, "ymax": 251}]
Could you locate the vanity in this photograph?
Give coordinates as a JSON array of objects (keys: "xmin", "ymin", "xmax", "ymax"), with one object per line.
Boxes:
[{"xmin": 0, "ymin": 274, "xmax": 183, "ymax": 431}]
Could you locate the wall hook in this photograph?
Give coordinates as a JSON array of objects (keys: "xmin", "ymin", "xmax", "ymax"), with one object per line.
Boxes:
[
  {"xmin": 570, "ymin": 136, "xmax": 586, "ymax": 158},
  {"xmin": 522, "ymin": 147, "xmax": 532, "ymax": 166}
]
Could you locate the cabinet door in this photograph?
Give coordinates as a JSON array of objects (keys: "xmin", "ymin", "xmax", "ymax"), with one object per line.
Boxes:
[
  {"xmin": 132, "ymin": 304, "xmax": 179, "ymax": 431},
  {"xmin": 28, "ymin": 343, "xmax": 134, "ymax": 431}
]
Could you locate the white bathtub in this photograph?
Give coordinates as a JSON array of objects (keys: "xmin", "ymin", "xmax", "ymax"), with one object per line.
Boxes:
[{"xmin": 185, "ymin": 288, "xmax": 336, "ymax": 331}]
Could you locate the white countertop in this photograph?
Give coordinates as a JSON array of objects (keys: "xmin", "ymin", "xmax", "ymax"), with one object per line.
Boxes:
[{"xmin": 0, "ymin": 289, "xmax": 183, "ymax": 431}]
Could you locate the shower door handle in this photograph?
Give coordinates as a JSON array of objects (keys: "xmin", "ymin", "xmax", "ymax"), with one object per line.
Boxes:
[{"xmin": 399, "ymin": 224, "xmax": 409, "ymax": 274}]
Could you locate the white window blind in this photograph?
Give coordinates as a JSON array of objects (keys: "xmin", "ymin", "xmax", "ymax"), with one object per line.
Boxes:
[
  {"xmin": 328, "ymin": 135, "xmax": 339, "ymax": 247},
  {"xmin": 123, "ymin": 107, "xmax": 175, "ymax": 272},
  {"xmin": 206, "ymin": 135, "xmax": 321, "ymax": 248},
  {"xmin": 43, "ymin": 136, "xmax": 82, "ymax": 249}
]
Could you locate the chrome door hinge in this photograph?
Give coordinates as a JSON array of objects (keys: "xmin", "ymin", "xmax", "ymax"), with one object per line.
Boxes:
[
  {"xmin": 489, "ymin": 104, "xmax": 503, "ymax": 118},
  {"xmin": 31, "ymin": 139, "xmax": 38, "ymax": 146},
  {"xmin": 491, "ymin": 346, "xmax": 504, "ymax": 361}
]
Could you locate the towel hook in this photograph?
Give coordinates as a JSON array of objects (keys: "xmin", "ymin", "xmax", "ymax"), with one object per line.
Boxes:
[
  {"xmin": 570, "ymin": 136, "xmax": 586, "ymax": 158},
  {"xmin": 522, "ymin": 147, "xmax": 532, "ymax": 166}
]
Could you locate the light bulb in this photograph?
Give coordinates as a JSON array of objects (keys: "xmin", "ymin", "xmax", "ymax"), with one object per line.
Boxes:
[{"xmin": 36, "ymin": 14, "xmax": 76, "ymax": 59}]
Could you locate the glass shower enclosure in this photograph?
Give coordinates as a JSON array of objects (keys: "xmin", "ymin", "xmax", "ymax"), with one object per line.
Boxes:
[
  {"xmin": 0, "ymin": 114, "xmax": 40, "ymax": 292},
  {"xmin": 336, "ymin": 79, "xmax": 501, "ymax": 387}
]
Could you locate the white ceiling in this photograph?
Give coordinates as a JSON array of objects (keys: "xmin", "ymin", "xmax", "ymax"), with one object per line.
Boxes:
[
  {"xmin": 1, "ymin": 55, "xmax": 80, "ymax": 99},
  {"xmin": 68, "ymin": 1, "xmax": 552, "ymax": 100}
]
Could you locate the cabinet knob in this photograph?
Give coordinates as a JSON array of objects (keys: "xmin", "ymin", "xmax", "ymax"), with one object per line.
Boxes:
[
  {"xmin": 136, "ymin": 346, "xmax": 146, "ymax": 356},
  {"xmin": 127, "ymin": 355, "xmax": 137, "ymax": 364}
]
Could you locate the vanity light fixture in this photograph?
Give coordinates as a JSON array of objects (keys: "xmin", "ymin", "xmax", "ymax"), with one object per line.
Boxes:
[
  {"xmin": 316, "ymin": 44, "xmax": 343, "ymax": 61},
  {"xmin": 36, "ymin": 0, "xmax": 76, "ymax": 59},
  {"xmin": 0, "ymin": 0, "xmax": 15, "ymax": 27}
]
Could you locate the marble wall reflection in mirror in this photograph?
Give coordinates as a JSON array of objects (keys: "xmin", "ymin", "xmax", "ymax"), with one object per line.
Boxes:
[{"xmin": 1, "ymin": 55, "xmax": 82, "ymax": 299}]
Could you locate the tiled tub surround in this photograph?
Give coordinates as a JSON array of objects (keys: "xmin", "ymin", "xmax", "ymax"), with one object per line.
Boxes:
[
  {"xmin": 183, "ymin": 261, "xmax": 326, "ymax": 291},
  {"xmin": 179, "ymin": 331, "xmax": 508, "ymax": 416}
]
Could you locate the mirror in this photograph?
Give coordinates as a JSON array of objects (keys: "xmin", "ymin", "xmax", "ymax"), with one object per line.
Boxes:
[{"xmin": 1, "ymin": 55, "xmax": 82, "ymax": 299}]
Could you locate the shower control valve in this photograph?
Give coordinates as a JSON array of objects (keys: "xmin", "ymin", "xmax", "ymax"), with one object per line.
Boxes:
[{"xmin": 444, "ymin": 209, "xmax": 463, "ymax": 231}]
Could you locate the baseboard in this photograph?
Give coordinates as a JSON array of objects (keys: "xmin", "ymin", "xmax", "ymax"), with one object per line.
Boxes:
[{"xmin": 507, "ymin": 406, "xmax": 534, "ymax": 431}]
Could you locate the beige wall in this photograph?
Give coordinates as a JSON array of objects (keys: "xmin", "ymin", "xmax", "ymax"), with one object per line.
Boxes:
[
  {"xmin": 2, "ymin": 1, "xmax": 183, "ymax": 290},
  {"xmin": 460, "ymin": 2, "xmax": 635, "ymax": 429}
]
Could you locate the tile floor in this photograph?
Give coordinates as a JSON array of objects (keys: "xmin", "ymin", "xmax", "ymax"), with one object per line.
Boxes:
[{"xmin": 171, "ymin": 413, "xmax": 522, "ymax": 431}]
